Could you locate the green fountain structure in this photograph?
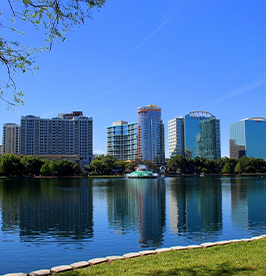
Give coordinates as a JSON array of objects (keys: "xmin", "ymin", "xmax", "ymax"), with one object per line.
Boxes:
[{"xmin": 126, "ymin": 164, "xmax": 159, "ymax": 178}]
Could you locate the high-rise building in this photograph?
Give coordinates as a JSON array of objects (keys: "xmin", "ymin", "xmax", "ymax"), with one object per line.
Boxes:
[
  {"xmin": 106, "ymin": 121, "xmax": 138, "ymax": 161},
  {"xmin": 229, "ymin": 117, "xmax": 266, "ymax": 159},
  {"xmin": 168, "ymin": 111, "xmax": 221, "ymax": 160},
  {"xmin": 168, "ymin": 117, "xmax": 184, "ymax": 158},
  {"xmin": 137, "ymin": 105, "xmax": 165, "ymax": 167},
  {"xmin": 20, "ymin": 111, "xmax": 93, "ymax": 167},
  {"xmin": 2, "ymin": 123, "xmax": 20, "ymax": 154}
]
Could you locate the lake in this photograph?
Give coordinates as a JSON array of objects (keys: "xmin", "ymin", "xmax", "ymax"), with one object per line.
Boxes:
[{"xmin": 1, "ymin": 176, "xmax": 266, "ymax": 274}]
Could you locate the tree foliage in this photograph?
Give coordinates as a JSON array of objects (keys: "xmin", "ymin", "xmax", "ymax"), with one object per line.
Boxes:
[
  {"xmin": 0, "ymin": 154, "xmax": 82, "ymax": 176},
  {"xmin": 167, "ymin": 154, "xmax": 187, "ymax": 174},
  {"xmin": 1, "ymin": 0, "xmax": 106, "ymax": 107},
  {"xmin": 167, "ymin": 154, "xmax": 266, "ymax": 175},
  {"xmin": 56, "ymin": 159, "xmax": 82, "ymax": 176},
  {"xmin": 86, "ymin": 155, "xmax": 124, "ymax": 175},
  {"xmin": 84, "ymin": 155, "xmax": 158, "ymax": 175},
  {"xmin": 40, "ymin": 161, "xmax": 50, "ymax": 176},
  {"xmin": 21, "ymin": 155, "xmax": 44, "ymax": 175},
  {"xmin": 142, "ymin": 160, "xmax": 157, "ymax": 172},
  {"xmin": 2, "ymin": 153, "xmax": 266, "ymax": 177},
  {"xmin": 234, "ymin": 162, "xmax": 243, "ymax": 174},
  {"xmin": 0, "ymin": 153, "xmax": 24, "ymax": 176}
]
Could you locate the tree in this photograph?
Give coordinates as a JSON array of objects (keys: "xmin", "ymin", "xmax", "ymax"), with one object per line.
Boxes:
[
  {"xmin": 40, "ymin": 161, "xmax": 51, "ymax": 176},
  {"xmin": 234, "ymin": 162, "xmax": 243, "ymax": 174},
  {"xmin": 254, "ymin": 158, "xmax": 266, "ymax": 173},
  {"xmin": 167, "ymin": 154, "xmax": 187, "ymax": 174},
  {"xmin": 85, "ymin": 155, "xmax": 118, "ymax": 175},
  {"xmin": 21, "ymin": 155, "xmax": 44, "ymax": 176},
  {"xmin": 221, "ymin": 158, "xmax": 237, "ymax": 174},
  {"xmin": 216, "ymin": 157, "xmax": 228, "ymax": 174},
  {"xmin": 113, "ymin": 160, "xmax": 126, "ymax": 173},
  {"xmin": 124, "ymin": 161, "xmax": 135, "ymax": 173},
  {"xmin": 56, "ymin": 160, "xmax": 71, "ymax": 176},
  {"xmin": 56, "ymin": 159, "xmax": 82, "ymax": 176},
  {"xmin": 71, "ymin": 161, "xmax": 82, "ymax": 175},
  {"xmin": 49, "ymin": 160, "xmax": 58, "ymax": 175},
  {"xmin": 1, "ymin": 0, "xmax": 106, "ymax": 107},
  {"xmin": 221, "ymin": 162, "xmax": 232, "ymax": 174},
  {"xmin": 142, "ymin": 160, "xmax": 157, "ymax": 172},
  {"xmin": 193, "ymin": 156, "xmax": 208, "ymax": 174},
  {"xmin": 0, "ymin": 153, "xmax": 24, "ymax": 176},
  {"xmin": 238, "ymin": 156, "xmax": 249, "ymax": 173}
]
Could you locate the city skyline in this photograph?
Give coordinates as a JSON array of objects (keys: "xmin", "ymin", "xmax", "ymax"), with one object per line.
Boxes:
[
  {"xmin": 0, "ymin": 108, "xmax": 266, "ymax": 160},
  {"xmin": 5, "ymin": 109, "xmax": 266, "ymax": 162},
  {"xmin": 1, "ymin": 1, "xmax": 266, "ymax": 158}
]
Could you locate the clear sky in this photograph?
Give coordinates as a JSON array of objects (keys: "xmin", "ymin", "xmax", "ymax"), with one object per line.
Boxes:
[{"xmin": 1, "ymin": 0, "xmax": 266, "ymax": 157}]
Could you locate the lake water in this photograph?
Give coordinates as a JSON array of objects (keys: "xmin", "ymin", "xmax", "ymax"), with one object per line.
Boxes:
[{"xmin": 1, "ymin": 176, "xmax": 266, "ymax": 274}]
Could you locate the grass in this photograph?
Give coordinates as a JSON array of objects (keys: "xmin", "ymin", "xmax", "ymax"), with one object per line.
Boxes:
[{"xmin": 60, "ymin": 238, "xmax": 266, "ymax": 276}]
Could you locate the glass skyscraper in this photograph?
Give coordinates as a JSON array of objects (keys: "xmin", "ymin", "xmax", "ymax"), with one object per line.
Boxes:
[
  {"xmin": 137, "ymin": 105, "xmax": 165, "ymax": 166},
  {"xmin": 229, "ymin": 117, "xmax": 266, "ymax": 159},
  {"xmin": 107, "ymin": 121, "xmax": 138, "ymax": 161},
  {"xmin": 168, "ymin": 111, "xmax": 221, "ymax": 160}
]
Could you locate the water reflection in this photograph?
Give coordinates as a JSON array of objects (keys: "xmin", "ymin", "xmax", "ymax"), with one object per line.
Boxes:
[
  {"xmin": 230, "ymin": 177, "xmax": 266, "ymax": 229},
  {"xmin": 230, "ymin": 177, "xmax": 248, "ymax": 229},
  {"xmin": 0, "ymin": 178, "xmax": 93, "ymax": 241},
  {"xmin": 168, "ymin": 177, "xmax": 222, "ymax": 241},
  {"xmin": 1, "ymin": 176, "xmax": 266, "ymax": 274},
  {"xmin": 106, "ymin": 178, "xmax": 166, "ymax": 247}
]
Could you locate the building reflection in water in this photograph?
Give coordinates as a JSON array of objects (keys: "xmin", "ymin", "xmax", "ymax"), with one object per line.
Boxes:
[
  {"xmin": 169, "ymin": 176, "xmax": 222, "ymax": 240},
  {"xmin": 230, "ymin": 176, "xmax": 266, "ymax": 230},
  {"xmin": 106, "ymin": 179, "xmax": 139, "ymax": 233},
  {"xmin": 230, "ymin": 177, "xmax": 248, "ymax": 229},
  {"xmin": 107, "ymin": 178, "xmax": 166, "ymax": 248},
  {"xmin": 0, "ymin": 178, "xmax": 94, "ymax": 242},
  {"xmin": 1, "ymin": 176, "xmax": 266, "ymax": 253},
  {"xmin": 247, "ymin": 177, "xmax": 266, "ymax": 224}
]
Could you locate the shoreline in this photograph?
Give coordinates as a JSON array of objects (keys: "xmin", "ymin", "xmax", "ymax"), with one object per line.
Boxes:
[
  {"xmin": 3, "ymin": 235, "xmax": 266, "ymax": 276},
  {"xmin": 1, "ymin": 173, "xmax": 266, "ymax": 180}
]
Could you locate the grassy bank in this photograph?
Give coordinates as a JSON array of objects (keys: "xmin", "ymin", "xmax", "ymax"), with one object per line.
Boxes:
[{"xmin": 61, "ymin": 238, "xmax": 266, "ymax": 276}]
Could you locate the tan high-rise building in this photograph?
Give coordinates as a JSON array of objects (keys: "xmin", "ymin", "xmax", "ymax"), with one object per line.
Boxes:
[
  {"xmin": 20, "ymin": 111, "xmax": 93, "ymax": 167},
  {"xmin": 3, "ymin": 123, "xmax": 20, "ymax": 154}
]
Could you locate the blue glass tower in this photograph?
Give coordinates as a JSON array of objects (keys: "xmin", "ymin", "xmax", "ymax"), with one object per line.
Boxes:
[
  {"xmin": 169, "ymin": 111, "xmax": 221, "ymax": 160},
  {"xmin": 184, "ymin": 111, "xmax": 220, "ymax": 159},
  {"xmin": 229, "ymin": 117, "xmax": 266, "ymax": 159},
  {"xmin": 138, "ymin": 105, "xmax": 165, "ymax": 167}
]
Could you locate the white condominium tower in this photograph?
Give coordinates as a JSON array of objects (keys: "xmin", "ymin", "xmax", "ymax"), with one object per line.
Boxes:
[
  {"xmin": 20, "ymin": 111, "xmax": 93, "ymax": 167},
  {"xmin": 2, "ymin": 123, "xmax": 20, "ymax": 154},
  {"xmin": 168, "ymin": 117, "xmax": 184, "ymax": 158}
]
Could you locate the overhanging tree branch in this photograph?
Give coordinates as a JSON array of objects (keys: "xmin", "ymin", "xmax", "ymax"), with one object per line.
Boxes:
[{"xmin": 0, "ymin": 0, "xmax": 106, "ymax": 107}]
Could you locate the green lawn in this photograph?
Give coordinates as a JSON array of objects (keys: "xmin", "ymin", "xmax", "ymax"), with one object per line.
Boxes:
[{"xmin": 61, "ymin": 238, "xmax": 266, "ymax": 275}]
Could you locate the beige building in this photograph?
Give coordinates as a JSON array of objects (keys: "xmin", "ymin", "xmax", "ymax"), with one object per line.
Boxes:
[
  {"xmin": 20, "ymin": 111, "xmax": 93, "ymax": 167},
  {"xmin": 3, "ymin": 123, "xmax": 20, "ymax": 155}
]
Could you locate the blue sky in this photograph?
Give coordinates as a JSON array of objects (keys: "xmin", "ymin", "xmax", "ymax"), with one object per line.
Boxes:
[{"xmin": 1, "ymin": 0, "xmax": 266, "ymax": 157}]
